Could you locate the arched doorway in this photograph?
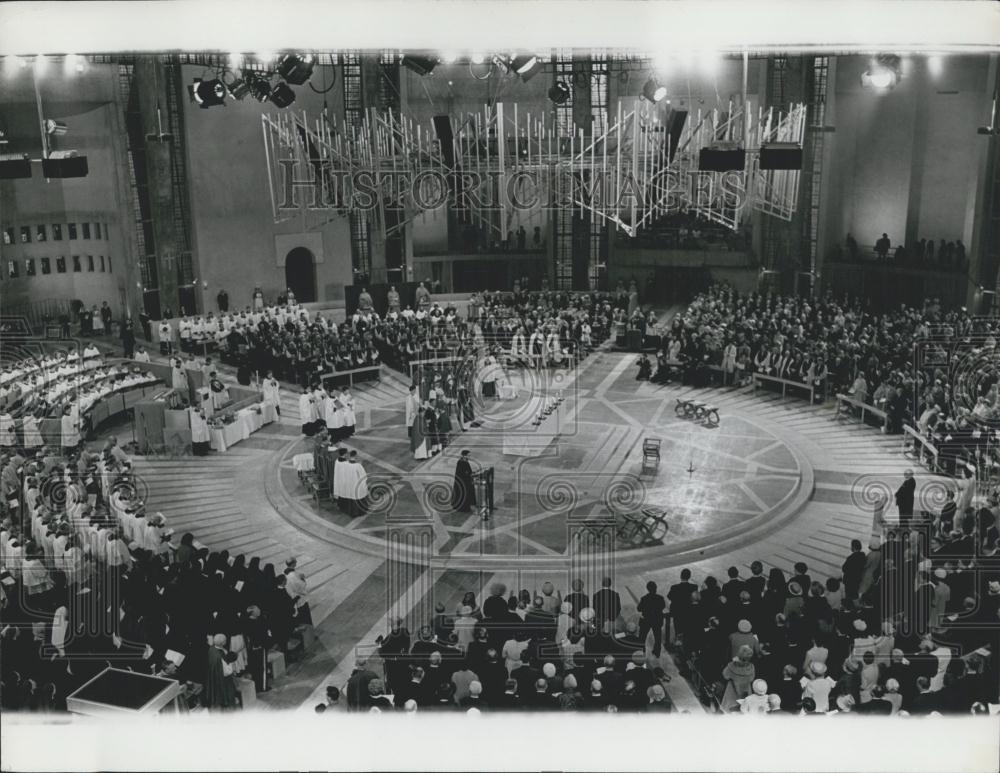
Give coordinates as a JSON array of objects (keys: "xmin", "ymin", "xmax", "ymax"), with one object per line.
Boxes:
[{"xmin": 285, "ymin": 247, "xmax": 317, "ymax": 303}]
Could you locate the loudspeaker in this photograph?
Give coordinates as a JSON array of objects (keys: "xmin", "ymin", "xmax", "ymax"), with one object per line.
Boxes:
[
  {"xmin": 665, "ymin": 108, "xmax": 688, "ymax": 162},
  {"xmin": 759, "ymin": 143, "xmax": 803, "ymax": 170},
  {"xmin": 432, "ymin": 115, "xmax": 455, "ymax": 168},
  {"xmin": 0, "ymin": 158, "xmax": 32, "ymax": 179},
  {"xmin": 698, "ymin": 147, "xmax": 745, "ymax": 172},
  {"xmin": 41, "ymin": 156, "xmax": 88, "ymax": 178},
  {"xmin": 270, "ymin": 82, "xmax": 296, "ymax": 109}
]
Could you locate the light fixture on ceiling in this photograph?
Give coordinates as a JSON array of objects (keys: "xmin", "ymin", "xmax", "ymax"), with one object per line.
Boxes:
[
  {"xmin": 191, "ymin": 78, "xmax": 228, "ymax": 108},
  {"xmin": 548, "ymin": 81, "xmax": 571, "ymax": 105},
  {"xmin": 642, "ymin": 77, "xmax": 667, "ymax": 103},
  {"xmin": 861, "ymin": 55, "xmax": 902, "ymax": 91},
  {"xmin": 277, "ymin": 53, "xmax": 315, "ymax": 85},
  {"xmin": 511, "ymin": 55, "xmax": 542, "ymax": 82}
]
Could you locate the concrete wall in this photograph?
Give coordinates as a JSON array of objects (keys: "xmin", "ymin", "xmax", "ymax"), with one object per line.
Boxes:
[
  {"xmin": 180, "ymin": 63, "xmax": 353, "ymax": 309},
  {"xmin": 0, "ymin": 63, "xmax": 133, "ymax": 316},
  {"xmin": 820, "ymin": 55, "xmax": 991, "ymax": 261}
]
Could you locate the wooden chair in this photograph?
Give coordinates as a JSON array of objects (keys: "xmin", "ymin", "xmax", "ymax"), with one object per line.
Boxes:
[{"xmin": 642, "ymin": 438, "xmax": 661, "ymax": 473}]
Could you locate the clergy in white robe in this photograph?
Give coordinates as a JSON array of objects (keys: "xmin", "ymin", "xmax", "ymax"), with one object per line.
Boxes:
[
  {"xmin": 60, "ymin": 407, "xmax": 80, "ymax": 454},
  {"xmin": 171, "ymin": 359, "xmax": 187, "ymax": 391},
  {"xmin": 190, "ymin": 407, "xmax": 211, "ymax": 456},
  {"xmin": 326, "ymin": 391, "xmax": 346, "ymax": 442},
  {"xmin": 339, "ymin": 387, "xmax": 356, "ymax": 437},
  {"xmin": 405, "ymin": 387, "xmax": 420, "ymax": 440},
  {"xmin": 208, "ymin": 373, "xmax": 231, "ymax": 410},
  {"xmin": 299, "ymin": 388, "xmax": 318, "ymax": 436},
  {"xmin": 262, "ymin": 374, "xmax": 281, "ymax": 415},
  {"xmin": 332, "ymin": 447, "xmax": 349, "ymax": 512},
  {"xmin": 0, "ymin": 412, "xmax": 15, "ymax": 448},
  {"xmin": 342, "ymin": 451, "xmax": 369, "ymax": 518},
  {"xmin": 21, "ymin": 413, "xmax": 42, "ymax": 449}
]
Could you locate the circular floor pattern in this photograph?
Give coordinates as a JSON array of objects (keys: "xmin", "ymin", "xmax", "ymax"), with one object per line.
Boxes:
[{"xmin": 273, "ymin": 359, "xmax": 814, "ymax": 571}]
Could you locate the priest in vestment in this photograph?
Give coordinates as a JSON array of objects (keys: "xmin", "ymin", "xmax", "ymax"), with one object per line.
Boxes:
[
  {"xmin": 299, "ymin": 386, "xmax": 318, "ymax": 436},
  {"xmin": 326, "ymin": 389, "xmax": 346, "ymax": 442},
  {"xmin": 411, "ymin": 400, "xmax": 430, "ymax": 460},
  {"xmin": 60, "ymin": 405, "xmax": 80, "ymax": 456},
  {"xmin": 339, "ymin": 387, "xmax": 356, "ymax": 438},
  {"xmin": 262, "ymin": 372, "xmax": 281, "ymax": 416},
  {"xmin": 333, "ymin": 447, "xmax": 349, "ymax": 512},
  {"xmin": 190, "ymin": 406, "xmax": 211, "ymax": 456},
  {"xmin": 342, "ymin": 450, "xmax": 369, "ymax": 518},
  {"xmin": 451, "ymin": 450, "xmax": 476, "ymax": 514},
  {"xmin": 208, "ymin": 372, "xmax": 230, "ymax": 410},
  {"xmin": 405, "ymin": 386, "xmax": 420, "ymax": 440}
]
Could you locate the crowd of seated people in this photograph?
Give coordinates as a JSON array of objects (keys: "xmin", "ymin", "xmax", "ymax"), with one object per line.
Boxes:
[
  {"xmin": 840, "ymin": 233, "xmax": 968, "ymax": 272},
  {"xmin": 659, "ymin": 285, "xmax": 1000, "ymax": 441},
  {"xmin": 0, "ymin": 438, "xmax": 310, "ymax": 713},
  {"xmin": 331, "ymin": 579, "xmax": 675, "ymax": 713},
  {"xmin": 1, "ymin": 349, "xmax": 160, "ymax": 451},
  {"xmin": 330, "ymin": 529, "xmax": 999, "ymax": 715},
  {"xmin": 677, "ymin": 527, "xmax": 999, "ymax": 715}
]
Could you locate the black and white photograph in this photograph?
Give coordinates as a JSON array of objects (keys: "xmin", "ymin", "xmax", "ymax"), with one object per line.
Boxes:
[{"xmin": 1, "ymin": 1, "xmax": 999, "ymax": 771}]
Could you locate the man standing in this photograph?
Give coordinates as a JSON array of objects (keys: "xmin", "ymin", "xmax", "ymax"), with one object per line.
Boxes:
[
  {"xmin": 217, "ymin": 288, "xmax": 229, "ymax": 313},
  {"xmin": 451, "ymin": 450, "xmax": 476, "ymax": 514},
  {"xmin": 637, "ymin": 580, "xmax": 667, "ymax": 658},
  {"xmin": 121, "ymin": 320, "xmax": 136, "ymax": 359},
  {"xmin": 593, "ymin": 577, "xmax": 621, "ymax": 628},
  {"xmin": 895, "ymin": 469, "xmax": 916, "ymax": 527},
  {"xmin": 405, "ymin": 385, "xmax": 420, "ymax": 441},
  {"xmin": 842, "ymin": 539, "xmax": 867, "ymax": 602}
]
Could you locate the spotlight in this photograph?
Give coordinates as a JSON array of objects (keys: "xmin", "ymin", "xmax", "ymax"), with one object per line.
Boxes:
[
  {"xmin": 548, "ymin": 81, "xmax": 571, "ymax": 105},
  {"xmin": 33, "ymin": 54, "xmax": 48, "ymax": 76},
  {"xmin": 192, "ymin": 78, "xmax": 228, "ymax": 108},
  {"xmin": 277, "ymin": 53, "xmax": 315, "ymax": 85},
  {"xmin": 44, "ymin": 119, "xmax": 68, "ymax": 136},
  {"xmin": 471, "ymin": 52, "xmax": 486, "ymax": 65},
  {"xmin": 440, "ymin": 51, "xmax": 458, "ymax": 64},
  {"xmin": 927, "ymin": 55, "xmax": 944, "ymax": 78},
  {"xmin": 65, "ymin": 54, "xmax": 84, "ymax": 73},
  {"xmin": 228, "ymin": 52, "xmax": 243, "ymax": 68},
  {"xmin": 270, "ymin": 81, "xmax": 296, "ymax": 109},
  {"xmin": 861, "ymin": 55, "xmax": 901, "ymax": 91},
  {"xmin": 642, "ymin": 77, "xmax": 667, "ymax": 103},
  {"xmin": 402, "ymin": 55, "xmax": 439, "ymax": 76},
  {"xmin": 246, "ymin": 73, "xmax": 272, "ymax": 103},
  {"xmin": 511, "ymin": 55, "xmax": 542, "ymax": 82}
]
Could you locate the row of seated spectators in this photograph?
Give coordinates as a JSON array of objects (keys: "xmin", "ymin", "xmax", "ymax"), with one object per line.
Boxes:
[
  {"xmin": 0, "ymin": 440, "xmax": 309, "ymax": 712},
  {"xmin": 669, "ymin": 285, "xmax": 1000, "ymax": 435},
  {"xmin": 1, "ymin": 345, "xmax": 104, "ymax": 413},
  {"xmin": 334, "ymin": 526, "xmax": 999, "ymax": 715}
]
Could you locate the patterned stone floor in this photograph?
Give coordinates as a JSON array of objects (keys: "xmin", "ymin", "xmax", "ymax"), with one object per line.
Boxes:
[{"xmin": 119, "ymin": 338, "xmax": 948, "ymax": 712}]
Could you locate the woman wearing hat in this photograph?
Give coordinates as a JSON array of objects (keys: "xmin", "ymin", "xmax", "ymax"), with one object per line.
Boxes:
[{"xmin": 721, "ymin": 645, "xmax": 756, "ymax": 711}]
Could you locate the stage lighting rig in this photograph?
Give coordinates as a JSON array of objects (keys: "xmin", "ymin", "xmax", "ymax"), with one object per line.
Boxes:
[
  {"xmin": 191, "ymin": 78, "xmax": 228, "ymax": 108},
  {"xmin": 277, "ymin": 54, "xmax": 315, "ymax": 86}
]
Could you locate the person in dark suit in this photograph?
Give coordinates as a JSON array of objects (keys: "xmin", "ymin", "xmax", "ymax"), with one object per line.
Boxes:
[
  {"xmin": 593, "ymin": 577, "xmax": 621, "ymax": 627},
  {"xmin": 841, "ymin": 539, "xmax": 867, "ymax": 601},
  {"xmin": 565, "ymin": 579, "xmax": 589, "ymax": 619},
  {"xmin": 909, "ymin": 676, "xmax": 939, "ymax": 715},
  {"xmin": 494, "ymin": 679, "xmax": 522, "ymax": 710},
  {"xmin": 524, "ymin": 596, "xmax": 556, "ymax": 642},
  {"xmin": 594, "ymin": 655, "xmax": 625, "ymax": 701},
  {"xmin": 637, "ymin": 581, "xmax": 666, "ymax": 657},
  {"xmin": 895, "ymin": 469, "xmax": 916, "ymax": 527},
  {"xmin": 510, "ymin": 657, "xmax": 540, "ymax": 698},
  {"xmin": 721, "ymin": 567, "xmax": 745, "ymax": 604},
  {"xmin": 667, "ymin": 569, "xmax": 698, "ymax": 648},
  {"xmin": 527, "ymin": 677, "xmax": 556, "ymax": 710}
]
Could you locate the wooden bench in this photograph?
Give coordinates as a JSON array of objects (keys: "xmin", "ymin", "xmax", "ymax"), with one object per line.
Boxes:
[
  {"xmin": 753, "ymin": 373, "xmax": 822, "ymax": 403},
  {"xmin": 835, "ymin": 393, "xmax": 888, "ymax": 428}
]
